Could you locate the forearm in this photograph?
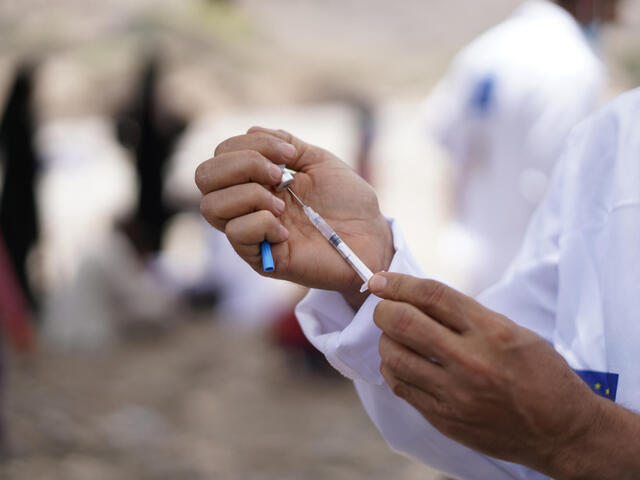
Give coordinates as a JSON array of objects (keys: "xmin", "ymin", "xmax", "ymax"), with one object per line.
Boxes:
[{"xmin": 551, "ymin": 397, "xmax": 640, "ymax": 480}]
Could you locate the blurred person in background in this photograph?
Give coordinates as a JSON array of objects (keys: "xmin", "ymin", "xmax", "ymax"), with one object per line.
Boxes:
[
  {"xmin": 116, "ymin": 57, "xmax": 187, "ymax": 254},
  {"xmin": 423, "ymin": 0, "xmax": 615, "ymax": 294},
  {"xmin": 0, "ymin": 62, "xmax": 40, "ymax": 459},
  {"xmin": 41, "ymin": 58, "xmax": 189, "ymax": 351},
  {"xmin": 0, "ymin": 63, "xmax": 41, "ymax": 310},
  {"xmin": 0, "ymin": 234, "xmax": 34, "ymax": 456}
]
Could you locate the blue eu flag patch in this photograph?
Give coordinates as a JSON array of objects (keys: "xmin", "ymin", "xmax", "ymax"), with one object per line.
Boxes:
[{"xmin": 574, "ymin": 369, "xmax": 619, "ymax": 401}]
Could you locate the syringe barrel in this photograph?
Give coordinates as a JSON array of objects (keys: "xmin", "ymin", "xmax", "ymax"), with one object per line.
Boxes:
[
  {"xmin": 303, "ymin": 205, "xmax": 373, "ymax": 286},
  {"xmin": 304, "ymin": 206, "xmax": 335, "ymax": 240},
  {"xmin": 336, "ymin": 241, "xmax": 374, "ymax": 285}
]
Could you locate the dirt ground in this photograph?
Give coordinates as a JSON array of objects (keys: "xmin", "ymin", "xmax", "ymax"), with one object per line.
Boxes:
[{"xmin": 2, "ymin": 314, "xmax": 441, "ymax": 480}]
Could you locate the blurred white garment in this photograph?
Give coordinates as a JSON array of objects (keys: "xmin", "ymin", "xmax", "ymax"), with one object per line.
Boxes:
[
  {"xmin": 43, "ymin": 232, "xmax": 180, "ymax": 351},
  {"xmin": 296, "ymin": 88, "xmax": 640, "ymax": 478},
  {"xmin": 423, "ymin": 0, "xmax": 604, "ymax": 294},
  {"xmin": 36, "ymin": 116, "xmax": 135, "ymax": 289}
]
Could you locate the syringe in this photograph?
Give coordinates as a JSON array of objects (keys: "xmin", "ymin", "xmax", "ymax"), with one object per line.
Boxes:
[{"xmin": 287, "ymin": 187, "xmax": 373, "ymax": 293}]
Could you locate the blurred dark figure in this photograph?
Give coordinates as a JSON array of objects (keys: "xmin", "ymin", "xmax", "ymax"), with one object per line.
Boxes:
[
  {"xmin": 116, "ymin": 58, "xmax": 186, "ymax": 253},
  {"xmin": 0, "ymin": 233, "xmax": 35, "ymax": 457},
  {"xmin": 0, "ymin": 64, "xmax": 40, "ymax": 310},
  {"xmin": 559, "ymin": 0, "xmax": 620, "ymax": 24},
  {"xmin": 0, "ymin": 233, "xmax": 34, "ymax": 353},
  {"xmin": 352, "ymin": 98, "xmax": 376, "ymax": 185}
]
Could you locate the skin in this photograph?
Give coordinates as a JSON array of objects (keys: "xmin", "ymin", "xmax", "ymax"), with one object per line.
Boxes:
[
  {"xmin": 196, "ymin": 127, "xmax": 640, "ymax": 478},
  {"xmin": 369, "ymin": 272, "xmax": 640, "ymax": 480},
  {"xmin": 195, "ymin": 127, "xmax": 394, "ymax": 310}
]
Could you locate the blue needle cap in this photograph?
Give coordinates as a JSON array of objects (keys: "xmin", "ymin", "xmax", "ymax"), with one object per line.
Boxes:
[{"xmin": 260, "ymin": 240, "xmax": 275, "ymax": 272}]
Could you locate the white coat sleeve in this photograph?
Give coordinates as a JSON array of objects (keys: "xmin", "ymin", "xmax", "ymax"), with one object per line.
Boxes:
[{"xmin": 295, "ymin": 218, "xmax": 558, "ymax": 479}]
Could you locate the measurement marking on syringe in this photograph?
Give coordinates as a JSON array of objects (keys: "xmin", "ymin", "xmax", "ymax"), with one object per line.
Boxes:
[
  {"xmin": 329, "ymin": 234, "xmax": 342, "ymax": 247},
  {"xmin": 286, "ymin": 186, "xmax": 374, "ymax": 292}
]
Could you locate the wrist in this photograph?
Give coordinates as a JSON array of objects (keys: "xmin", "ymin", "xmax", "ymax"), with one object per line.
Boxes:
[
  {"xmin": 341, "ymin": 216, "xmax": 394, "ymax": 311},
  {"xmin": 549, "ymin": 395, "xmax": 640, "ymax": 480},
  {"xmin": 545, "ymin": 393, "xmax": 605, "ymax": 480}
]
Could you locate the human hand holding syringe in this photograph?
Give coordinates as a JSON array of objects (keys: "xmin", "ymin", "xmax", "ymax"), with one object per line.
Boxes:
[{"xmin": 196, "ymin": 126, "xmax": 393, "ymax": 310}]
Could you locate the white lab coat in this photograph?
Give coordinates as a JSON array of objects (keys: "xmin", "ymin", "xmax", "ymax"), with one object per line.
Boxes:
[
  {"xmin": 296, "ymin": 88, "xmax": 640, "ymax": 479},
  {"xmin": 424, "ymin": 0, "xmax": 604, "ymax": 293}
]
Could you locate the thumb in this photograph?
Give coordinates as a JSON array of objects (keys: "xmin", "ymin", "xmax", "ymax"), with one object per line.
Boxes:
[{"xmin": 369, "ymin": 272, "xmax": 473, "ymax": 333}]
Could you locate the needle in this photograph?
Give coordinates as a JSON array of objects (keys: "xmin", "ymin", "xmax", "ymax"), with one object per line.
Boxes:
[{"xmin": 286, "ymin": 187, "xmax": 305, "ymax": 207}]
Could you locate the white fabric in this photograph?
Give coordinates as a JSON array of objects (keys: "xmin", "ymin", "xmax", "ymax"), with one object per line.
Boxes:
[
  {"xmin": 423, "ymin": 0, "xmax": 604, "ymax": 293},
  {"xmin": 296, "ymin": 88, "xmax": 640, "ymax": 478}
]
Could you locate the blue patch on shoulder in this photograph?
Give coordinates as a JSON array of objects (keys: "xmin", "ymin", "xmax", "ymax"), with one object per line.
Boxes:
[
  {"xmin": 469, "ymin": 74, "xmax": 495, "ymax": 115},
  {"xmin": 574, "ymin": 369, "xmax": 619, "ymax": 401}
]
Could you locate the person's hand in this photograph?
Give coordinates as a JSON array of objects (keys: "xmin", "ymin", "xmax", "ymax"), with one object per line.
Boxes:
[
  {"xmin": 196, "ymin": 127, "xmax": 394, "ymax": 309},
  {"xmin": 368, "ymin": 272, "xmax": 613, "ymax": 479}
]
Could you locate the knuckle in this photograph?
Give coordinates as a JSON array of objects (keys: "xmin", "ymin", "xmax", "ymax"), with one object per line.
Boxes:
[
  {"xmin": 389, "ymin": 379, "xmax": 407, "ymax": 398},
  {"xmin": 248, "ymin": 130, "xmax": 266, "ymax": 140},
  {"xmin": 419, "ymin": 279, "xmax": 448, "ymax": 308},
  {"xmin": 373, "ymin": 300, "xmax": 389, "ymax": 327},
  {"xmin": 253, "ymin": 183, "xmax": 272, "ymax": 206},
  {"xmin": 248, "ymin": 131, "xmax": 270, "ymax": 147},
  {"xmin": 492, "ymin": 321, "xmax": 517, "ymax": 346},
  {"xmin": 389, "ymin": 276, "xmax": 404, "ymax": 299},
  {"xmin": 430, "ymin": 396, "xmax": 454, "ymax": 419},
  {"xmin": 247, "ymin": 149, "xmax": 264, "ymax": 166},
  {"xmin": 390, "ymin": 304, "xmax": 414, "ymax": 337},
  {"xmin": 194, "ymin": 161, "xmax": 210, "ymax": 192},
  {"xmin": 458, "ymin": 353, "xmax": 489, "ymax": 379},
  {"xmin": 256, "ymin": 208, "xmax": 276, "ymax": 225},
  {"xmin": 214, "ymin": 138, "xmax": 231, "ymax": 156},
  {"xmin": 224, "ymin": 219, "xmax": 237, "ymax": 240},
  {"xmin": 385, "ymin": 349, "xmax": 408, "ymax": 375},
  {"xmin": 456, "ymin": 356, "xmax": 500, "ymax": 393},
  {"xmin": 276, "ymin": 129, "xmax": 293, "ymax": 143},
  {"xmin": 199, "ymin": 197, "xmax": 209, "ymax": 219},
  {"xmin": 377, "ymin": 333, "xmax": 389, "ymax": 356},
  {"xmin": 437, "ymin": 417, "xmax": 465, "ymax": 437},
  {"xmin": 199, "ymin": 195, "xmax": 216, "ymax": 220}
]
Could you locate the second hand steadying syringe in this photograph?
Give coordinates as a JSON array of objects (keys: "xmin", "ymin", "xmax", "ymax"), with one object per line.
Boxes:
[{"xmin": 286, "ymin": 187, "xmax": 373, "ymax": 293}]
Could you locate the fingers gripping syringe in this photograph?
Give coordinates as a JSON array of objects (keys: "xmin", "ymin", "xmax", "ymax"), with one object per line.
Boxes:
[{"xmin": 287, "ymin": 187, "xmax": 373, "ymax": 293}]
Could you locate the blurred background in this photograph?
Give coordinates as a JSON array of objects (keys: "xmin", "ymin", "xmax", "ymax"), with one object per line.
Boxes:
[{"xmin": 0, "ymin": 1, "xmax": 639, "ymax": 479}]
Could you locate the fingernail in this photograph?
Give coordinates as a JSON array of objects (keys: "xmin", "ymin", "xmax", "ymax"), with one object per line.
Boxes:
[
  {"xmin": 268, "ymin": 163, "xmax": 283, "ymax": 181},
  {"xmin": 369, "ymin": 274, "xmax": 387, "ymax": 292},
  {"xmin": 272, "ymin": 196, "xmax": 285, "ymax": 214},
  {"xmin": 279, "ymin": 143, "xmax": 296, "ymax": 159},
  {"xmin": 279, "ymin": 224, "xmax": 290, "ymax": 239}
]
